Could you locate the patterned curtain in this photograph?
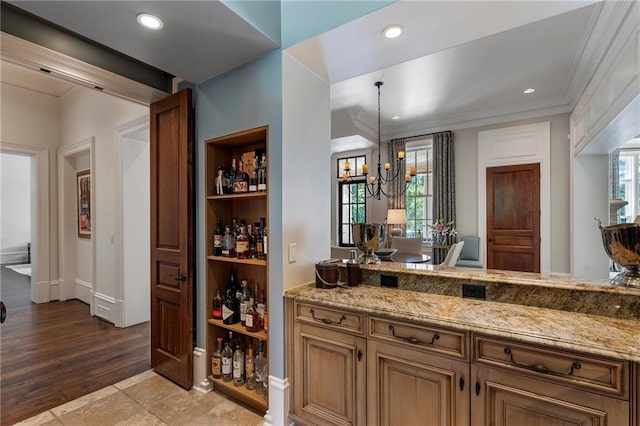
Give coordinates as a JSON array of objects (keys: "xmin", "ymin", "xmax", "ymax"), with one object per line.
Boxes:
[
  {"xmin": 432, "ymin": 131, "xmax": 455, "ymax": 264},
  {"xmin": 387, "ymin": 138, "xmax": 407, "ymax": 209}
]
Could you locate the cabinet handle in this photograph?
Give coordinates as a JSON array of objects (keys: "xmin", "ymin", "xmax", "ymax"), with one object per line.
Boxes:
[
  {"xmin": 503, "ymin": 347, "xmax": 581, "ymax": 376},
  {"xmin": 310, "ymin": 308, "xmax": 346, "ymax": 325},
  {"xmin": 171, "ymin": 273, "xmax": 186, "ymax": 282},
  {"xmin": 357, "ymin": 350, "xmax": 363, "ymax": 362},
  {"xmin": 475, "ymin": 382, "xmax": 481, "ymax": 396},
  {"xmin": 459, "ymin": 377, "xmax": 464, "ymax": 391},
  {"xmin": 388, "ymin": 324, "xmax": 439, "ymax": 346}
]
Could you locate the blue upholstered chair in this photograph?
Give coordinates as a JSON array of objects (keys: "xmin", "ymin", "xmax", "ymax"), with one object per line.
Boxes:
[{"xmin": 455, "ymin": 236, "xmax": 483, "ymax": 268}]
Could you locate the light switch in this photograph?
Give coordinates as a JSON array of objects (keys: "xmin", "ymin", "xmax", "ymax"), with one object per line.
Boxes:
[{"xmin": 288, "ymin": 243, "xmax": 297, "ymax": 263}]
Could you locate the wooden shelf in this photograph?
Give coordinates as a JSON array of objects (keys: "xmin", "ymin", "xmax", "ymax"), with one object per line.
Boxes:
[
  {"xmin": 209, "ymin": 375, "xmax": 267, "ymax": 411},
  {"xmin": 207, "ymin": 256, "xmax": 267, "ymax": 266},
  {"xmin": 207, "ymin": 192, "xmax": 267, "ymax": 201},
  {"xmin": 208, "ymin": 318, "xmax": 268, "ymax": 341}
]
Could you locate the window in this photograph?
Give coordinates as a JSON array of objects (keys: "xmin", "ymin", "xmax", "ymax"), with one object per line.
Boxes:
[
  {"xmin": 618, "ymin": 149, "xmax": 640, "ymax": 223},
  {"xmin": 337, "ymin": 155, "xmax": 367, "ymax": 178},
  {"xmin": 338, "ymin": 181, "xmax": 366, "ymax": 246},
  {"xmin": 405, "ymin": 143, "xmax": 433, "ymax": 241}
]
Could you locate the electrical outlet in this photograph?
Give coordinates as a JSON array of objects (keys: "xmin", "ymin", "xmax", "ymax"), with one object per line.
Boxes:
[
  {"xmin": 288, "ymin": 243, "xmax": 297, "ymax": 263},
  {"xmin": 462, "ymin": 283, "xmax": 486, "ymax": 300}
]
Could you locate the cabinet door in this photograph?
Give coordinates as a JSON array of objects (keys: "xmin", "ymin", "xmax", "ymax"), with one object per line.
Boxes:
[
  {"xmin": 367, "ymin": 340, "xmax": 469, "ymax": 426},
  {"xmin": 471, "ymin": 365, "xmax": 630, "ymax": 426},
  {"xmin": 293, "ymin": 323, "xmax": 366, "ymax": 426}
]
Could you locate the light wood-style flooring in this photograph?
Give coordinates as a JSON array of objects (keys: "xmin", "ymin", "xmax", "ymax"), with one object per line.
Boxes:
[{"xmin": 1, "ymin": 300, "xmax": 150, "ymax": 425}]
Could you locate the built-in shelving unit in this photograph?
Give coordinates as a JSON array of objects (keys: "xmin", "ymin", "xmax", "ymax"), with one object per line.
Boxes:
[{"xmin": 205, "ymin": 126, "xmax": 269, "ymax": 413}]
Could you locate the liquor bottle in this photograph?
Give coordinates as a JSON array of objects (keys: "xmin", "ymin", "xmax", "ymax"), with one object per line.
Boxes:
[
  {"xmin": 255, "ymin": 222, "xmax": 264, "ymax": 260},
  {"xmin": 261, "ymin": 217, "xmax": 268, "ymax": 260},
  {"xmin": 213, "ymin": 218, "xmax": 224, "ymax": 256},
  {"xmin": 263, "ymin": 306, "xmax": 268, "ymax": 332},
  {"xmin": 234, "ymin": 160, "xmax": 248, "ymax": 193},
  {"xmin": 222, "ymin": 288, "xmax": 240, "ymax": 325},
  {"xmin": 232, "ymin": 337, "xmax": 245, "ymax": 387},
  {"xmin": 216, "ymin": 166, "xmax": 225, "ymax": 195},
  {"xmin": 221, "ymin": 333, "xmax": 233, "ymax": 382},
  {"xmin": 245, "ymin": 297, "xmax": 259, "ymax": 332},
  {"xmin": 235, "ymin": 221, "xmax": 249, "ymax": 259},
  {"xmin": 228, "ymin": 271, "xmax": 238, "ymax": 295},
  {"xmin": 247, "ymin": 224, "xmax": 256, "ymax": 258},
  {"xmin": 254, "ymin": 340, "xmax": 267, "ymax": 395},
  {"xmin": 257, "ymin": 154, "xmax": 267, "ymax": 192},
  {"xmin": 212, "ymin": 288, "xmax": 223, "ymax": 320},
  {"xmin": 221, "ymin": 225, "xmax": 235, "ymax": 257},
  {"xmin": 245, "ymin": 346, "xmax": 256, "ymax": 390},
  {"xmin": 256, "ymin": 287, "xmax": 266, "ymax": 330},
  {"xmin": 211, "ymin": 336, "xmax": 223, "ymax": 379},
  {"xmin": 249, "ymin": 156, "xmax": 258, "ymax": 192},
  {"xmin": 238, "ymin": 279, "xmax": 251, "ymax": 326},
  {"xmin": 228, "ymin": 158, "xmax": 237, "ymax": 194}
]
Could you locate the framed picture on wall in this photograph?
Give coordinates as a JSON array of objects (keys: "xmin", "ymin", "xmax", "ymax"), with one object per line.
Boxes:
[{"xmin": 77, "ymin": 169, "xmax": 91, "ymax": 238}]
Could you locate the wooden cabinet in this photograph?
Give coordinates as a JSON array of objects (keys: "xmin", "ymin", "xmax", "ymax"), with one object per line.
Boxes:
[
  {"xmin": 471, "ymin": 335, "xmax": 630, "ymax": 426},
  {"xmin": 367, "ymin": 340, "xmax": 469, "ymax": 426},
  {"xmin": 205, "ymin": 126, "xmax": 268, "ymax": 413}
]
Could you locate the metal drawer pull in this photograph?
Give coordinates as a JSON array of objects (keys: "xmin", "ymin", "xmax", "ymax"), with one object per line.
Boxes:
[
  {"xmin": 388, "ymin": 324, "xmax": 440, "ymax": 346},
  {"xmin": 504, "ymin": 347, "xmax": 581, "ymax": 376},
  {"xmin": 459, "ymin": 377, "xmax": 465, "ymax": 391},
  {"xmin": 310, "ymin": 308, "xmax": 346, "ymax": 325}
]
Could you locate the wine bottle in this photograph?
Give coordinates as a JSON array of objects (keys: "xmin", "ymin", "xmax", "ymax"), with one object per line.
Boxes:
[
  {"xmin": 213, "ymin": 218, "xmax": 223, "ymax": 256},
  {"xmin": 249, "ymin": 156, "xmax": 258, "ymax": 192}
]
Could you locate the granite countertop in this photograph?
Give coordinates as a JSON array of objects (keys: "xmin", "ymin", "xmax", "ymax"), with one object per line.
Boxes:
[
  {"xmin": 359, "ymin": 263, "xmax": 640, "ymax": 296},
  {"xmin": 285, "ymin": 283, "xmax": 640, "ymax": 362}
]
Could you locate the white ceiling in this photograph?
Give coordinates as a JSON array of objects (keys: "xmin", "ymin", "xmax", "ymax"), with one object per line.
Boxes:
[{"xmin": 1, "ymin": 0, "xmax": 619, "ymax": 151}]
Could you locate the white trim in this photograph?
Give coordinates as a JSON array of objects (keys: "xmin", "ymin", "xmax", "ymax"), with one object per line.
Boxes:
[
  {"xmin": 477, "ymin": 122, "xmax": 551, "ymax": 273},
  {"xmin": 74, "ymin": 278, "xmax": 92, "ymax": 304},
  {"xmin": 192, "ymin": 347, "xmax": 213, "ymax": 393},
  {"xmin": 0, "ymin": 251, "xmax": 29, "ymax": 264},
  {"xmin": 0, "ymin": 142, "xmax": 50, "ymax": 303},
  {"xmin": 263, "ymin": 375, "xmax": 294, "ymax": 426},
  {"xmin": 1, "ymin": 33, "xmax": 166, "ymax": 106},
  {"xmin": 93, "ymin": 291, "xmax": 115, "ymax": 323},
  {"xmin": 49, "ymin": 279, "xmax": 61, "ymax": 301},
  {"xmin": 58, "ymin": 137, "xmax": 96, "ymax": 312}
]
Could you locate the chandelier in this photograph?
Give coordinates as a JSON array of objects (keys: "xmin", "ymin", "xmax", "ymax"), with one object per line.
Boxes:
[{"xmin": 342, "ymin": 81, "xmax": 415, "ymax": 200}]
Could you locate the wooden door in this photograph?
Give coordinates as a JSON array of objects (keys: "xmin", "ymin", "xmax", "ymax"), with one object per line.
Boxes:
[
  {"xmin": 486, "ymin": 163, "xmax": 540, "ymax": 272},
  {"xmin": 293, "ymin": 323, "xmax": 367, "ymax": 426},
  {"xmin": 150, "ymin": 89, "xmax": 194, "ymax": 389},
  {"xmin": 367, "ymin": 340, "xmax": 469, "ymax": 426},
  {"xmin": 471, "ymin": 365, "xmax": 629, "ymax": 425}
]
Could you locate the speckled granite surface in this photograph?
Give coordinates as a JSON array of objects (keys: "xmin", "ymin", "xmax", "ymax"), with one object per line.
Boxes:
[
  {"xmin": 355, "ymin": 265, "xmax": 640, "ymax": 320},
  {"xmin": 285, "ymin": 283, "xmax": 640, "ymax": 362}
]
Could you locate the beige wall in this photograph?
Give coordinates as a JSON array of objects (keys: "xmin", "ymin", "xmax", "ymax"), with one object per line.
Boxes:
[{"xmin": 455, "ymin": 112, "xmax": 570, "ymax": 272}]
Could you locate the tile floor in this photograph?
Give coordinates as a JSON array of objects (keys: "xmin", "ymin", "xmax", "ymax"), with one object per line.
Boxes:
[{"xmin": 15, "ymin": 370, "xmax": 264, "ymax": 426}]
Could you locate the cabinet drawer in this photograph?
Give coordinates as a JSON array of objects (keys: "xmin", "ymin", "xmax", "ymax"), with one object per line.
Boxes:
[
  {"xmin": 368, "ymin": 316, "xmax": 468, "ymax": 361},
  {"xmin": 473, "ymin": 335, "xmax": 629, "ymax": 399},
  {"xmin": 294, "ymin": 302, "xmax": 364, "ymax": 335}
]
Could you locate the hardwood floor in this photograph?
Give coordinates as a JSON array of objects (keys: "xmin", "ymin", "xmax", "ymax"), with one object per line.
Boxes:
[{"xmin": 0, "ymin": 300, "xmax": 150, "ymax": 425}]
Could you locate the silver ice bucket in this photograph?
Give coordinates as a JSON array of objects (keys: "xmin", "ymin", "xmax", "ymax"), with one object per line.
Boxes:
[
  {"xmin": 596, "ymin": 218, "xmax": 640, "ymax": 287},
  {"xmin": 352, "ymin": 223, "xmax": 385, "ymax": 264}
]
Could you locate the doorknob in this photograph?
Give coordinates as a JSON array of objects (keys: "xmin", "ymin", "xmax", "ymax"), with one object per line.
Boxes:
[{"xmin": 171, "ymin": 273, "xmax": 186, "ymax": 282}]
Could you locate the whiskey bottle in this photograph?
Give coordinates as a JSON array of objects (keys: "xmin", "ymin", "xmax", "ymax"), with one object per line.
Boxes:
[
  {"xmin": 245, "ymin": 346, "xmax": 256, "ymax": 390},
  {"xmin": 232, "ymin": 337, "xmax": 245, "ymax": 387},
  {"xmin": 213, "ymin": 218, "xmax": 223, "ymax": 256},
  {"xmin": 211, "ymin": 336, "xmax": 223, "ymax": 379},
  {"xmin": 228, "ymin": 158, "xmax": 237, "ymax": 194},
  {"xmin": 234, "ymin": 160, "xmax": 248, "ymax": 193},
  {"xmin": 255, "ymin": 222, "xmax": 264, "ymax": 259},
  {"xmin": 260, "ymin": 217, "xmax": 268, "ymax": 260},
  {"xmin": 256, "ymin": 287, "xmax": 266, "ymax": 330},
  {"xmin": 257, "ymin": 154, "xmax": 267, "ymax": 192},
  {"xmin": 212, "ymin": 288, "xmax": 223, "ymax": 320},
  {"xmin": 247, "ymin": 224, "xmax": 256, "ymax": 258},
  {"xmin": 249, "ymin": 156, "xmax": 258, "ymax": 192},
  {"xmin": 235, "ymin": 221, "xmax": 249, "ymax": 259},
  {"xmin": 254, "ymin": 340, "xmax": 267, "ymax": 395},
  {"xmin": 221, "ymin": 334, "xmax": 233, "ymax": 382},
  {"xmin": 238, "ymin": 279, "xmax": 251, "ymax": 326},
  {"xmin": 221, "ymin": 225, "xmax": 235, "ymax": 257},
  {"xmin": 245, "ymin": 297, "xmax": 259, "ymax": 332}
]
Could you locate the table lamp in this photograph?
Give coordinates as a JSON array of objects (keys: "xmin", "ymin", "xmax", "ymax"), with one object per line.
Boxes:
[{"xmin": 387, "ymin": 209, "xmax": 407, "ymax": 237}]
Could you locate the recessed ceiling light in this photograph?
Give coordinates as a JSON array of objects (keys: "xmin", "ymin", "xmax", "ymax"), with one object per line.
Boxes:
[
  {"xmin": 383, "ymin": 25, "xmax": 403, "ymax": 39},
  {"xmin": 137, "ymin": 13, "xmax": 163, "ymax": 30},
  {"xmin": 391, "ymin": 115, "xmax": 400, "ymax": 120},
  {"xmin": 523, "ymin": 88, "xmax": 536, "ymax": 94}
]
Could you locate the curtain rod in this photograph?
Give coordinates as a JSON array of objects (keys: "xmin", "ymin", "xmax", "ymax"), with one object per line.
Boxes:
[{"xmin": 390, "ymin": 130, "xmax": 451, "ymax": 143}]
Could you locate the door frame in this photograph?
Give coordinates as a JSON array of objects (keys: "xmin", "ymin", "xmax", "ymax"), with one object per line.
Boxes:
[
  {"xmin": 477, "ymin": 122, "xmax": 550, "ymax": 273},
  {"xmin": 114, "ymin": 115, "xmax": 150, "ymax": 327}
]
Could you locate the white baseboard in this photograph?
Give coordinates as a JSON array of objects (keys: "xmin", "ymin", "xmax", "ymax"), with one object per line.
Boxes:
[
  {"xmin": 93, "ymin": 291, "xmax": 115, "ymax": 323},
  {"xmin": 263, "ymin": 375, "xmax": 294, "ymax": 426},
  {"xmin": 49, "ymin": 279, "xmax": 61, "ymax": 301},
  {"xmin": 75, "ymin": 279, "xmax": 92, "ymax": 304},
  {"xmin": 0, "ymin": 251, "xmax": 29, "ymax": 264},
  {"xmin": 192, "ymin": 347, "xmax": 212, "ymax": 393}
]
